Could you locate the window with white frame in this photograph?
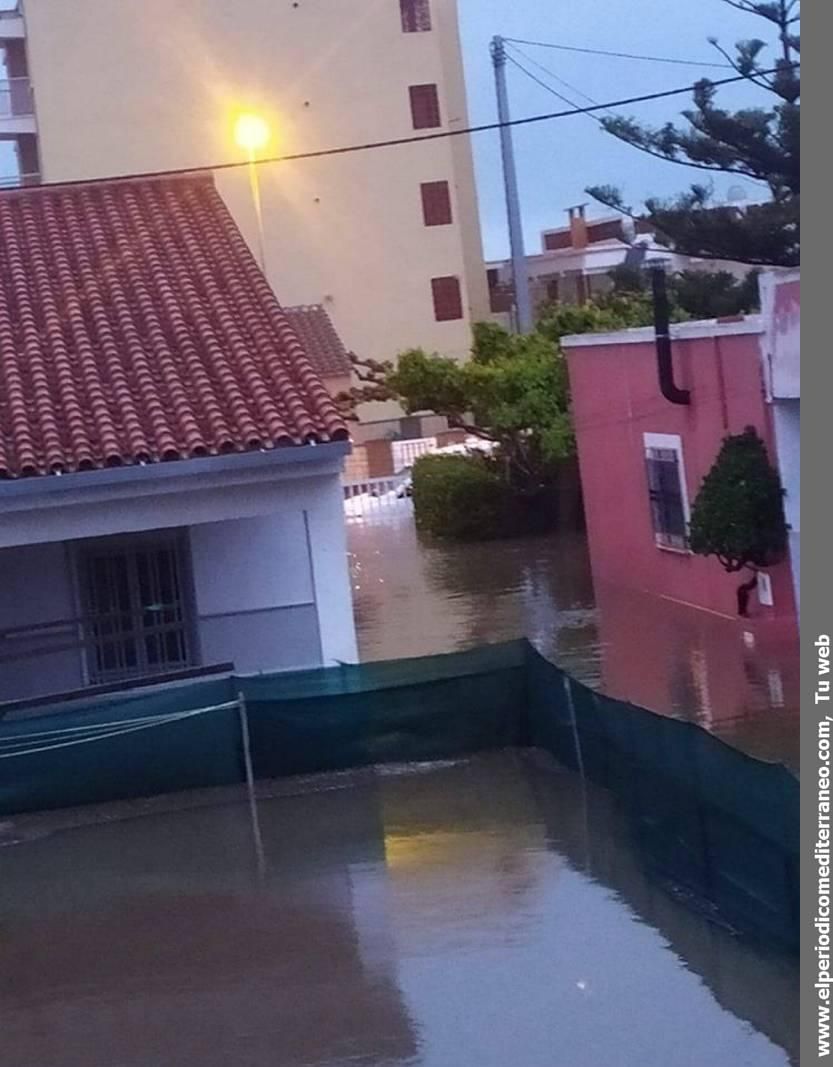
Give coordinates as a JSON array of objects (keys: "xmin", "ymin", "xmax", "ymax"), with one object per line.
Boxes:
[
  {"xmin": 78, "ymin": 535, "xmax": 194, "ymax": 684},
  {"xmin": 643, "ymin": 433, "xmax": 690, "ymax": 551}
]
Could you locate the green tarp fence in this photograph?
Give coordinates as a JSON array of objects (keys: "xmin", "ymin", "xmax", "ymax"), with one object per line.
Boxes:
[{"xmin": 0, "ymin": 640, "xmax": 798, "ymax": 949}]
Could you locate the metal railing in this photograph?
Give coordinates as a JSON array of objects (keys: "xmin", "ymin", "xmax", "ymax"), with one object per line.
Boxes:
[
  {"xmin": 0, "ymin": 171, "xmax": 40, "ymax": 189},
  {"xmin": 343, "ymin": 474, "xmax": 412, "ymax": 519},
  {"xmin": 0, "ymin": 76, "xmax": 34, "ymax": 118}
]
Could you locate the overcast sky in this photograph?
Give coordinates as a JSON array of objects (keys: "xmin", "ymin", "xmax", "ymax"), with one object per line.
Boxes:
[
  {"xmin": 2, "ymin": 0, "xmax": 779, "ymax": 259},
  {"xmin": 459, "ymin": 0, "xmax": 777, "ymax": 258}
]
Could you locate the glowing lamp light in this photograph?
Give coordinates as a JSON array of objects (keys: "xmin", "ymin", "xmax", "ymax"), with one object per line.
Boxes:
[{"xmin": 234, "ymin": 113, "xmax": 271, "ymax": 156}]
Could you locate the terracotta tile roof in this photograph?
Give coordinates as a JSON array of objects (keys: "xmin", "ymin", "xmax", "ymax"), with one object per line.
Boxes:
[
  {"xmin": 0, "ymin": 174, "xmax": 348, "ymax": 479},
  {"xmin": 282, "ymin": 305, "xmax": 352, "ymax": 380}
]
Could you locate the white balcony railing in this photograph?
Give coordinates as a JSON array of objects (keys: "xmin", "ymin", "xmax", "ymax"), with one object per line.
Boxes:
[
  {"xmin": 0, "ymin": 171, "xmax": 40, "ymax": 189},
  {"xmin": 0, "ymin": 76, "xmax": 34, "ymax": 119}
]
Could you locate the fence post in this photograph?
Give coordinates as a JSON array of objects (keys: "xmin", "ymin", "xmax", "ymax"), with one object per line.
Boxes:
[{"xmin": 237, "ymin": 690, "xmax": 266, "ymax": 877}]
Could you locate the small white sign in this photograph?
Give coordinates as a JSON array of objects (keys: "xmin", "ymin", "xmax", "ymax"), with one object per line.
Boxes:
[{"xmin": 757, "ymin": 572, "xmax": 774, "ymax": 607}]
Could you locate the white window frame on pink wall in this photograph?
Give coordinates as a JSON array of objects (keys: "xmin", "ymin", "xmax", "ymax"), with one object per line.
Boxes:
[{"xmin": 643, "ymin": 432, "xmax": 692, "ymax": 552}]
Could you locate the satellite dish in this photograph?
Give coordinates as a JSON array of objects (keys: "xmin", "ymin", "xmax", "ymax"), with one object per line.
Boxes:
[{"xmin": 621, "ymin": 216, "xmax": 637, "ymax": 245}]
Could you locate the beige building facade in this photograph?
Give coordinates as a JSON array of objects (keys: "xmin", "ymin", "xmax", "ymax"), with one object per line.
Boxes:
[{"xmin": 3, "ymin": 0, "xmax": 488, "ymax": 424}]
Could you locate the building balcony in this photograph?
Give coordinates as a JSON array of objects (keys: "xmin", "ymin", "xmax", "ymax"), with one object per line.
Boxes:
[
  {"xmin": 0, "ymin": 7, "xmax": 25, "ymax": 41},
  {"xmin": 0, "ymin": 76, "xmax": 36, "ymax": 135},
  {"xmin": 0, "ymin": 170, "xmax": 40, "ymax": 189}
]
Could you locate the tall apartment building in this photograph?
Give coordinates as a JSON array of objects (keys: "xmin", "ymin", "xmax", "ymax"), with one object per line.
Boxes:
[{"xmin": 0, "ymin": 0, "xmax": 489, "ymax": 432}]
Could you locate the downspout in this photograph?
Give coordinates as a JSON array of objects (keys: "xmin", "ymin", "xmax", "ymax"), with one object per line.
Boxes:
[{"xmin": 651, "ymin": 267, "xmax": 690, "ymax": 405}]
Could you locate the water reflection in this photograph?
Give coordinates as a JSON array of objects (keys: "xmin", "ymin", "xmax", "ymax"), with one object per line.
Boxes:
[
  {"xmin": 348, "ymin": 505, "xmax": 799, "ymax": 768},
  {"xmin": 0, "ymin": 754, "xmax": 797, "ymax": 1066}
]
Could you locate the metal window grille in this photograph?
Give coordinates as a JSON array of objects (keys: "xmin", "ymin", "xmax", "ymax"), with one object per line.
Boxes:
[
  {"xmin": 645, "ymin": 447, "xmax": 688, "ymax": 550},
  {"xmin": 400, "ymin": 0, "xmax": 432, "ymax": 32},
  {"xmin": 431, "ymin": 276, "xmax": 463, "ymax": 321},
  {"xmin": 409, "ymin": 84, "xmax": 441, "ymax": 129},
  {"xmin": 421, "ymin": 180, "xmax": 453, "ymax": 226},
  {"xmin": 79, "ymin": 538, "xmax": 193, "ymax": 684}
]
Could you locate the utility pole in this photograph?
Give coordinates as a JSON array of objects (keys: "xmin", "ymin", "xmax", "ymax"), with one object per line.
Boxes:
[
  {"xmin": 491, "ymin": 35, "xmax": 533, "ymax": 334},
  {"xmin": 488, "ymin": 35, "xmax": 533, "ymax": 330}
]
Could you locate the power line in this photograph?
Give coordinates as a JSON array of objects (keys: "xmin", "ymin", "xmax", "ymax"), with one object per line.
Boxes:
[
  {"xmin": 503, "ymin": 37, "xmax": 732, "ymax": 70},
  {"xmin": 7, "ymin": 66, "xmax": 793, "ymax": 194},
  {"xmin": 504, "ymin": 44, "xmax": 774, "ymax": 187},
  {"xmin": 506, "ymin": 44, "xmax": 603, "ymax": 110},
  {"xmin": 505, "ymin": 48, "xmax": 608, "ymax": 121}
]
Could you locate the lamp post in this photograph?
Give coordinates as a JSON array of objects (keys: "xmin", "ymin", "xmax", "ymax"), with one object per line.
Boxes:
[{"xmin": 233, "ymin": 113, "xmax": 271, "ymax": 273}]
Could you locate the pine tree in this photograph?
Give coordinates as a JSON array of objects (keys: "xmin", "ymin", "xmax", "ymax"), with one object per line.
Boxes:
[{"xmin": 587, "ymin": 1, "xmax": 800, "ymax": 266}]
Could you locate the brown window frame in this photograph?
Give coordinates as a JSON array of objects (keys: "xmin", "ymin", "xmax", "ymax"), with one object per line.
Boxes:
[
  {"xmin": 431, "ymin": 276, "xmax": 464, "ymax": 322},
  {"xmin": 409, "ymin": 84, "xmax": 441, "ymax": 130},
  {"xmin": 400, "ymin": 0, "xmax": 432, "ymax": 32},
  {"xmin": 420, "ymin": 180, "xmax": 453, "ymax": 226}
]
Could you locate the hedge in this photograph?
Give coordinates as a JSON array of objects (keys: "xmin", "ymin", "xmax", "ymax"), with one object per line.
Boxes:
[{"xmin": 412, "ymin": 454, "xmax": 559, "ymax": 541}]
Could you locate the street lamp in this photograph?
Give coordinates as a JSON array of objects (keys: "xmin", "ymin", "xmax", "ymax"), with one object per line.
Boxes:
[{"xmin": 234, "ymin": 112, "xmax": 271, "ymax": 272}]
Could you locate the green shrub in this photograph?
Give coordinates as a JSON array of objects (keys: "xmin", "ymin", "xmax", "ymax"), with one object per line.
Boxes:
[
  {"xmin": 689, "ymin": 427, "xmax": 787, "ymax": 573},
  {"xmin": 412, "ymin": 454, "xmax": 559, "ymax": 542}
]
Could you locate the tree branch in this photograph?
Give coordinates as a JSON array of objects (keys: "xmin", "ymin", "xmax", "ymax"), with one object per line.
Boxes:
[{"xmin": 708, "ymin": 39, "xmax": 776, "ymax": 92}]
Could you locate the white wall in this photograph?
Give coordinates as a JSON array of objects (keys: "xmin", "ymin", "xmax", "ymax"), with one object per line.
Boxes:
[
  {"xmin": 187, "ymin": 471, "xmax": 358, "ymax": 669},
  {"xmin": 189, "ymin": 512, "xmax": 322, "ymax": 674},
  {"xmin": 772, "ymin": 400, "xmax": 800, "ymax": 612},
  {"xmin": 0, "ymin": 457, "xmax": 358, "ymax": 699}
]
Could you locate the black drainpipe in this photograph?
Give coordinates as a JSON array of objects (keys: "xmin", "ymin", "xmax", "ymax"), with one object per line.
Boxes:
[{"xmin": 651, "ymin": 267, "xmax": 690, "ymax": 405}]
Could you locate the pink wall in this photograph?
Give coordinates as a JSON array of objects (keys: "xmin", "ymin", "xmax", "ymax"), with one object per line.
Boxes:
[
  {"xmin": 566, "ymin": 324, "xmax": 797, "ymax": 621},
  {"xmin": 593, "ymin": 579, "xmax": 799, "ymax": 765}
]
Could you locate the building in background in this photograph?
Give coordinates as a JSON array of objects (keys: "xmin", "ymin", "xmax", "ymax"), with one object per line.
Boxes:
[
  {"xmin": 1, "ymin": 0, "xmax": 489, "ymax": 437},
  {"xmin": 759, "ymin": 269, "xmax": 800, "ymax": 613},
  {"xmin": 0, "ymin": 174, "xmax": 358, "ymax": 705},
  {"xmin": 562, "ymin": 298, "xmax": 798, "ymax": 628},
  {"xmin": 487, "ymin": 205, "xmax": 751, "ymax": 326}
]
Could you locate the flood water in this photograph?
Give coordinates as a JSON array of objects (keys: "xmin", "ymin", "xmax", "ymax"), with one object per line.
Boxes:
[
  {"xmin": 348, "ymin": 504, "xmax": 800, "ymax": 769},
  {"xmin": 1, "ymin": 752, "xmax": 798, "ymax": 1066}
]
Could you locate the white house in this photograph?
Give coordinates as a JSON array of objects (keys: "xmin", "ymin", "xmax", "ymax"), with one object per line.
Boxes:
[
  {"xmin": 0, "ymin": 172, "xmax": 358, "ymax": 705},
  {"xmin": 759, "ymin": 268, "xmax": 800, "ymax": 613}
]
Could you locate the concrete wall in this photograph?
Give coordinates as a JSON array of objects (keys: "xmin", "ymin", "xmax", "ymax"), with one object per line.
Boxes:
[
  {"xmin": 760, "ymin": 271, "xmax": 800, "ymax": 400},
  {"xmin": 190, "ymin": 513, "xmax": 323, "ymax": 674},
  {"xmin": 22, "ymin": 0, "xmax": 489, "ymax": 400},
  {"xmin": 773, "ymin": 400, "xmax": 800, "ymax": 611},
  {"xmin": 0, "ymin": 542, "xmax": 84, "ymax": 701},
  {"xmin": 564, "ymin": 322, "xmax": 797, "ymax": 621},
  {"xmin": 0, "ymin": 456, "xmax": 358, "ymax": 699}
]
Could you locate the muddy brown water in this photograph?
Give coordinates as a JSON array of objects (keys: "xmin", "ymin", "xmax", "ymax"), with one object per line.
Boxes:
[
  {"xmin": 348, "ymin": 504, "xmax": 800, "ymax": 769},
  {"xmin": 1, "ymin": 753, "xmax": 797, "ymax": 1066}
]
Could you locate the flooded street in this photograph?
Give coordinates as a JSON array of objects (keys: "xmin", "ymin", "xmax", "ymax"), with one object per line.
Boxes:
[
  {"xmin": 1, "ymin": 752, "xmax": 798, "ymax": 1066},
  {"xmin": 348, "ymin": 504, "xmax": 800, "ymax": 768}
]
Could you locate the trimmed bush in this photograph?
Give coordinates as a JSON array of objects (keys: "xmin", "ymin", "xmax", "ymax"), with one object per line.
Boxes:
[
  {"xmin": 412, "ymin": 454, "xmax": 559, "ymax": 541},
  {"xmin": 689, "ymin": 427, "xmax": 787, "ymax": 572}
]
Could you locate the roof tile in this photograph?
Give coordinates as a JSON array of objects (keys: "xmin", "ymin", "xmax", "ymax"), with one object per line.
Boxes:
[
  {"xmin": 282, "ymin": 304, "xmax": 353, "ymax": 380},
  {"xmin": 0, "ymin": 174, "xmax": 348, "ymax": 479}
]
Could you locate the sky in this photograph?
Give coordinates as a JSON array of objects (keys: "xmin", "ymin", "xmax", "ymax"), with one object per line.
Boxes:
[
  {"xmin": 1, "ymin": 0, "xmax": 780, "ymax": 257},
  {"xmin": 458, "ymin": 0, "xmax": 777, "ymax": 259}
]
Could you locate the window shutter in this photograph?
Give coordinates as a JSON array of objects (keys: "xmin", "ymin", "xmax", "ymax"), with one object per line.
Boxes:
[
  {"xmin": 431, "ymin": 276, "xmax": 463, "ymax": 321},
  {"xmin": 409, "ymin": 84, "xmax": 441, "ymax": 129},
  {"xmin": 421, "ymin": 181, "xmax": 453, "ymax": 226},
  {"xmin": 400, "ymin": 0, "xmax": 432, "ymax": 32}
]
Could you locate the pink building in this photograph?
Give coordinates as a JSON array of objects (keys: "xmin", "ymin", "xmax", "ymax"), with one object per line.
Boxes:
[{"xmin": 562, "ymin": 309, "xmax": 798, "ymax": 627}]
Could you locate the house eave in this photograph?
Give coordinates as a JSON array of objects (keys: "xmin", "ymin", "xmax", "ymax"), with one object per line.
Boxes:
[{"xmin": 0, "ymin": 440, "xmax": 351, "ymax": 504}]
